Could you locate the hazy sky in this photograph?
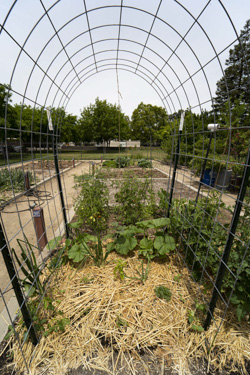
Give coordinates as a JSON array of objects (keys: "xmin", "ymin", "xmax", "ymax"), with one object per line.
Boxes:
[{"xmin": 0, "ymin": 0, "xmax": 249, "ymax": 118}]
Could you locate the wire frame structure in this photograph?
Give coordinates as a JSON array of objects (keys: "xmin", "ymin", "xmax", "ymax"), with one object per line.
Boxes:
[{"xmin": 0, "ymin": 0, "xmax": 249, "ymax": 372}]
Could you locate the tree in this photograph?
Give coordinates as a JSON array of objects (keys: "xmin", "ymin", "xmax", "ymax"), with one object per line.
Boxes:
[
  {"xmin": 130, "ymin": 102, "xmax": 168, "ymax": 144},
  {"xmin": 60, "ymin": 112, "xmax": 78, "ymax": 143},
  {"xmin": 13, "ymin": 104, "xmax": 50, "ymax": 145},
  {"xmin": 77, "ymin": 98, "xmax": 130, "ymax": 146},
  {"xmin": 214, "ymin": 19, "xmax": 250, "ymax": 160},
  {"xmin": 214, "ymin": 19, "xmax": 250, "ymax": 111},
  {"xmin": 0, "ymin": 84, "xmax": 15, "ymax": 143}
]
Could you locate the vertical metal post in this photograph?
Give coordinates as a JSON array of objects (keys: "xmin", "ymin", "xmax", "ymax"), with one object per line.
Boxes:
[
  {"xmin": 33, "ymin": 207, "xmax": 48, "ymax": 250},
  {"xmin": 194, "ymin": 124, "xmax": 220, "ymax": 205},
  {"xmin": 204, "ymin": 145, "xmax": 250, "ymax": 330},
  {"xmin": 167, "ymin": 112, "xmax": 185, "ymax": 218},
  {"xmin": 24, "ymin": 172, "xmax": 32, "ymax": 196},
  {"xmin": 0, "ymin": 215, "xmax": 38, "ymax": 345},
  {"xmin": 53, "ymin": 136, "xmax": 69, "ymax": 239},
  {"xmin": 194, "ymin": 131, "xmax": 213, "ymax": 206},
  {"xmin": 150, "ymin": 133, "xmax": 153, "ymax": 190}
]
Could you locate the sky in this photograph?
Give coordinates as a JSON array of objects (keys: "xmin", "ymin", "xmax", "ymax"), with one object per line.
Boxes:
[{"xmin": 0, "ymin": 0, "xmax": 249, "ymax": 118}]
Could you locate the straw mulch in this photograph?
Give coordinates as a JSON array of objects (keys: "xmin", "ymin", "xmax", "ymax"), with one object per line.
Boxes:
[{"xmin": 11, "ymin": 251, "xmax": 249, "ymax": 375}]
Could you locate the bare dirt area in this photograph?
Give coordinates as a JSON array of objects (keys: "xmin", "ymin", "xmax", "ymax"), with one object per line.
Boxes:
[
  {"xmin": 0, "ymin": 161, "xmax": 90, "ymax": 314},
  {"xmin": 100, "ymin": 167, "xmax": 167, "ymax": 179},
  {"xmin": 99, "ymin": 165, "xmax": 198, "ymax": 205}
]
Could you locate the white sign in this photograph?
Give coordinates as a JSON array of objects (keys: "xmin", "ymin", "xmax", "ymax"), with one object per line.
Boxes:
[{"xmin": 46, "ymin": 108, "xmax": 53, "ymax": 131}]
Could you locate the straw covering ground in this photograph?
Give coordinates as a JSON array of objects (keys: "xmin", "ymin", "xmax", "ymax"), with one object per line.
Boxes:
[{"xmin": 11, "ymin": 248, "xmax": 249, "ymax": 375}]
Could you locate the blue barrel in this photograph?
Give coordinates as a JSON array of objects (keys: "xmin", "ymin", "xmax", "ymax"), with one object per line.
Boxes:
[{"xmin": 201, "ymin": 169, "xmax": 216, "ymax": 186}]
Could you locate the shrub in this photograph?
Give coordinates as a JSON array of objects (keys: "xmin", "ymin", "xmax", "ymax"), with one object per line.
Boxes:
[
  {"xmin": 75, "ymin": 175, "xmax": 109, "ymax": 233},
  {"xmin": 137, "ymin": 159, "xmax": 152, "ymax": 168}
]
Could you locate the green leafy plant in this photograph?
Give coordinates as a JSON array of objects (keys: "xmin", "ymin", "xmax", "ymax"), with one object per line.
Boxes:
[
  {"xmin": 74, "ymin": 174, "xmax": 109, "ymax": 233},
  {"xmin": 137, "ymin": 158, "xmax": 152, "ymax": 168},
  {"xmin": 26, "ymin": 295, "xmax": 70, "ymax": 338},
  {"xmin": 108, "ymin": 218, "xmax": 175, "ymax": 263},
  {"xmin": 12, "ymin": 237, "xmax": 45, "ymax": 297},
  {"xmin": 188, "ymin": 304, "xmax": 205, "ymax": 333},
  {"xmin": 115, "ymin": 156, "xmax": 130, "ymax": 168},
  {"xmin": 114, "ymin": 175, "xmax": 155, "ymax": 225},
  {"xmin": 102, "ymin": 160, "xmax": 117, "ymax": 168},
  {"xmin": 154, "ymin": 286, "xmax": 172, "ymax": 301},
  {"xmin": 66, "ymin": 221, "xmax": 112, "ymax": 266},
  {"xmin": 113, "ymin": 256, "xmax": 150, "ymax": 284},
  {"xmin": 4, "ymin": 325, "xmax": 14, "ymax": 341},
  {"xmin": 11, "ymin": 236, "xmax": 71, "ymax": 340},
  {"xmin": 114, "ymin": 259, "xmax": 127, "ymax": 280},
  {"xmin": 168, "ymin": 193, "xmax": 250, "ymax": 321},
  {"xmin": 136, "ymin": 218, "xmax": 175, "ymax": 259},
  {"xmin": 107, "ymin": 225, "xmax": 138, "ymax": 256},
  {"xmin": 108, "ymin": 218, "xmax": 175, "ymax": 284},
  {"xmin": 0, "ymin": 168, "xmax": 34, "ymax": 192},
  {"xmin": 174, "ymin": 273, "xmax": 182, "ymax": 282},
  {"xmin": 158, "ymin": 188, "xmax": 170, "ymax": 214},
  {"xmin": 43, "ymin": 317, "xmax": 70, "ymax": 337},
  {"xmin": 116, "ymin": 315, "xmax": 129, "ymax": 328}
]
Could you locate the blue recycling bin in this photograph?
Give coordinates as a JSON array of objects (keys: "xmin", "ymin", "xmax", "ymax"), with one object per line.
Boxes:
[{"xmin": 201, "ymin": 169, "xmax": 216, "ymax": 186}]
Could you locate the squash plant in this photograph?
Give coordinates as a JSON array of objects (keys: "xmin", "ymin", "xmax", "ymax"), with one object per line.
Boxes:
[
  {"xmin": 107, "ymin": 217, "xmax": 176, "ymax": 260},
  {"xmin": 66, "ymin": 221, "xmax": 112, "ymax": 266}
]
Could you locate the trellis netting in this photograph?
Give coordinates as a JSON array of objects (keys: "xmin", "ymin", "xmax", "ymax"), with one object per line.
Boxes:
[{"xmin": 0, "ymin": 0, "xmax": 249, "ymax": 373}]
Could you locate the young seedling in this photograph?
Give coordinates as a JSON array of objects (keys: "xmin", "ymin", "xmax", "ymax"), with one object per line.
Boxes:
[{"xmin": 154, "ymin": 286, "xmax": 172, "ymax": 301}]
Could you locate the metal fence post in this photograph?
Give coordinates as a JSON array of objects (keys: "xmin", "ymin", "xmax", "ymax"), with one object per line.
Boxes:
[
  {"xmin": 0, "ymin": 215, "xmax": 38, "ymax": 345},
  {"xmin": 167, "ymin": 112, "xmax": 185, "ymax": 218},
  {"xmin": 53, "ymin": 136, "xmax": 70, "ymax": 239},
  {"xmin": 204, "ymin": 145, "xmax": 250, "ymax": 330}
]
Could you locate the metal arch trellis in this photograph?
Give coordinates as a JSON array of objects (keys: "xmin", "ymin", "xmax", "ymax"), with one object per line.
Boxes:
[{"xmin": 0, "ymin": 0, "xmax": 249, "ymax": 372}]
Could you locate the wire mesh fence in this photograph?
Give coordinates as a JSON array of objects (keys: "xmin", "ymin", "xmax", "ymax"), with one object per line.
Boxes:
[{"xmin": 0, "ymin": 0, "xmax": 249, "ymax": 374}]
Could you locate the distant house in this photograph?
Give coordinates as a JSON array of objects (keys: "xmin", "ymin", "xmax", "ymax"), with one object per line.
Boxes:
[{"xmin": 96, "ymin": 140, "xmax": 141, "ymax": 148}]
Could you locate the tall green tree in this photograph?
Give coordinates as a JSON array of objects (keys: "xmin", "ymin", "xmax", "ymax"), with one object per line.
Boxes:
[
  {"xmin": 214, "ymin": 19, "xmax": 250, "ymax": 160},
  {"xmin": 130, "ymin": 102, "xmax": 168, "ymax": 144},
  {"xmin": 13, "ymin": 104, "xmax": 50, "ymax": 144},
  {"xmin": 60, "ymin": 112, "xmax": 78, "ymax": 143},
  {"xmin": 0, "ymin": 84, "xmax": 16, "ymax": 143},
  {"xmin": 215, "ymin": 19, "xmax": 250, "ymax": 111},
  {"xmin": 78, "ymin": 98, "xmax": 130, "ymax": 146}
]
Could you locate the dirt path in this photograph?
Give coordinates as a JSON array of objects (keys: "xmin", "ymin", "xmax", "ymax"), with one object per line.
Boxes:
[
  {"xmin": 153, "ymin": 160, "xmax": 238, "ymax": 206},
  {"xmin": 0, "ymin": 161, "xmax": 92, "ymax": 314}
]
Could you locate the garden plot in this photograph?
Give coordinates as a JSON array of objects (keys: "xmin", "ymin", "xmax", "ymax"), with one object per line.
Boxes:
[
  {"xmin": 2, "ymin": 164, "xmax": 249, "ymax": 375},
  {"xmin": 78, "ymin": 166, "xmax": 198, "ymax": 206},
  {"xmin": 0, "ymin": 160, "xmax": 77, "ymax": 204}
]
